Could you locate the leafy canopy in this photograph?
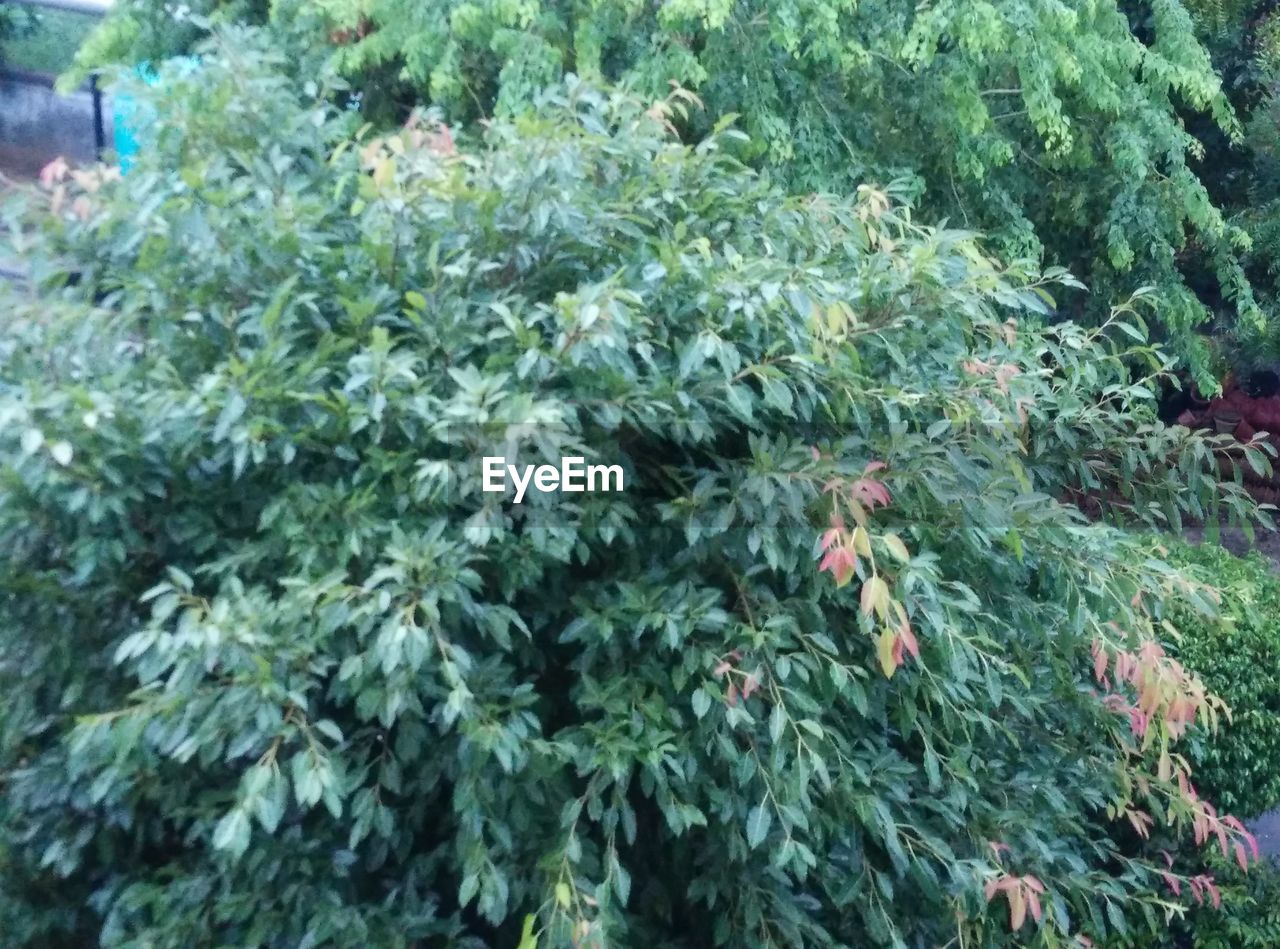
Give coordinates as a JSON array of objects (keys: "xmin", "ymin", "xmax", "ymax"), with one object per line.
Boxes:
[
  {"xmin": 72, "ymin": 0, "xmax": 1269, "ymax": 383},
  {"xmin": 1, "ymin": 27, "xmax": 1273, "ymax": 949}
]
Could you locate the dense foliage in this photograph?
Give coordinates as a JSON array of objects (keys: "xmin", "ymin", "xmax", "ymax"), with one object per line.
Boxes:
[
  {"xmin": 1156, "ymin": 539, "xmax": 1280, "ymax": 819},
  {"xmin": 0, "ymin": 4, "xmax": 37, "ymax": 63},
  {"xmin": 65, "ymin": 0, "xmax": 1280, "ymax": 383},
  {"xmin": 1121, "ymin": 850, "xmax": 1280, "ymax": 949},
  {"xmin": 1170, "ymin": 854, "xmax": 1280, "ymax": 948},
  {"xmin": 1, "ymin": 31, "xmax": 1274, "ymax": 947}
]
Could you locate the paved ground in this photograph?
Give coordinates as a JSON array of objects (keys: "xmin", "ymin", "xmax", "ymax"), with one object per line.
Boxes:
[
  {"xmin": 1250, "ymin": 811, "xmax": 1280, "ymax": 858},
  {"xmin": 0, "ymin": 142, "xmax": 47, "ymax": 182}
]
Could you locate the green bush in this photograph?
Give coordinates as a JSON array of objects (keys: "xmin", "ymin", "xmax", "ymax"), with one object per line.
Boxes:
[
  {"xmin": 1159, "ymin": 540, "xmax": 1280, "ymax": 819},
  {"xmin": 1116, "ymin": 851, "xmax": 1280, "ymax": 949},
  {"xmin": 0, "ymin": 28, "xmax": 1272, "ymax": 947},
  {"xmin": 0, "ymin": 8, "xmax": 96, "ymax": 75},
  {"xmin": 1177, "ymin": 855, "xmax": 1280, "ymax": 948}
]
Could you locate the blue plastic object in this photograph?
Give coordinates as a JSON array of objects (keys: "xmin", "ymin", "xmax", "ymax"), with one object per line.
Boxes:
[{"xmin": 112, "ymin": 58, "xmax": 201, "ymax": 171}]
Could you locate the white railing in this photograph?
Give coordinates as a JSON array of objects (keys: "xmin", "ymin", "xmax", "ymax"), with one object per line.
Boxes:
[{"xmin": 15, "ymin": 0, "xmax": 113, "ymax": 13}]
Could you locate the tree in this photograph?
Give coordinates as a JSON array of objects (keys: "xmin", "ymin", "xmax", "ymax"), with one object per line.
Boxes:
[
  {"xmin": 70, "ymin": 0, "xmax": 1272, "ymax": 384},
  {"xmin": 0, "ymin": 29, "xmax": 1270, "ymax": 946},
  {"xmin": 1180, "ymin": 0, "xmax": 1280, "ymax": 376}
]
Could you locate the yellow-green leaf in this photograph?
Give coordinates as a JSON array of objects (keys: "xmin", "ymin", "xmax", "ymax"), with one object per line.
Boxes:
[
  {"xmin": 517, "ymin": 914, "xmax": 539, "ymax": 949},
  {"xmin": 883, "ymin": 533, "xmax": 909, "ymax": 563},
  {"xmin": 876, "ymin": 628, "xmax": 897, "ymax": 678}
]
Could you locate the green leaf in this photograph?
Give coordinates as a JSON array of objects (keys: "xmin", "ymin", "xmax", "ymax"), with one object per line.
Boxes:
[
  {"xmin": 517, "ymin": 915, "xmax": 539, "ymax": 949},
  {"xmin": 691, "ymin": 687, "xmax": 711, "ymax": 720},
  {"xmin": 214, "ymin": 392, "xmax": 247, "ymax": 442},
  {"xmin": 746, "ymin": 803, "xmax": 773, "ymax": 848},
  {"xmin": 212, "ymin": 808, "xmax": 251, "ymax": 859},
  {"xmin": 261, "ymin": 273, "xmax": 300, "ymax": 333},
  {"xmin": 882, "ymin": 533, "xmax": 909, "ymax": 563}
]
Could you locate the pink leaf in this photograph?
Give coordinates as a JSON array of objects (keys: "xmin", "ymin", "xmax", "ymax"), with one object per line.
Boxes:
[
  {"xmin": 899, "ymin": 621, "xmax": 920, "ymax": 660},
  {"xmin": 1027, "ymin": 889, "xmax": 1042, "ymax": 924}
]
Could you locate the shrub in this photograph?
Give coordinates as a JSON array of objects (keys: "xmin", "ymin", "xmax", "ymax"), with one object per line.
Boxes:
[
  {"xmin": 1158, "ymin": 539, "xmax": 1280, "ymax": 819},
  {"xmin": 0, "ymin": 29, "xmax": 1272, "ymax": 947},
  {"xmin": 1176, "ymin": 855, "xmax": 1280, "ymax": 948},
  {"xmin": 1118, "ymin": 850, "xmax": 1280, "ymax": 949}
]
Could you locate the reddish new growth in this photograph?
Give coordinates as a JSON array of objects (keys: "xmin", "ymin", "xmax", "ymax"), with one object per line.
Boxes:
[
  {"xmin": 1157, "ymin": 849, "xmax": 1225, "ymax": 906},
  {"xmin": 1091, "ymin": 636, "xmax": 1261, "ymax": 899},
  {"xmin": 844, "ymin": 460, "xmax": 892, "ymax": 509},
  {"xmin": 713, "ymin": 650, "xmax": 761, "ymax": 707},
  {"xmin": 1175, "ymin": 770, "xmax": 1260, "ymax": 871},
  {"xmin": 962, "ymin": 358, "xmax": 1023, "ymax": 394},
  {"xmin": 816, "ymin": 462, "xmax": 920, "ymax": 676},
  {"xmin": 817, "ymin": 460, "xmax": 892, "ymax": 587},
  {"xmin": 883, "ymin": 614, "xmax": 920, "ymax": 670},
  {"xmin": 984, "ymin": 873, "xmax": 1045, "ymax": 931},
  {"xmin": 818, "ymin": 517, "xmax": 858, "ymax": 587},
  {"xmin": 960, "ymin": 354, "xmax": 1034, "ymax": 423},
  {"xmin": 328, "ymin": 17, "xmax": 374, "ymax": 45},
  {"xmin": 1091, "ymin": 638, "xmax": 1206, "ymax": 741}
]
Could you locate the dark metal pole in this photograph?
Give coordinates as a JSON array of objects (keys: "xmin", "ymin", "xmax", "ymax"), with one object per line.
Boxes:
[{"xmin": 89, "ymin": 73, "xmax": 106, "ymax": 158}]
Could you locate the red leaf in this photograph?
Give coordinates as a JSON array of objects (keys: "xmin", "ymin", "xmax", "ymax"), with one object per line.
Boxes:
[
  {"xmin": 819, "ymin": 545, "xmax": 857, "ymax": 587},
  {"xmin": 1093, "ymin": 645, "xmax": 1108, "ymax": 683},
  {"xmin": 849, "ymin": 474, "xmax": 892, "ymax": 509},
  {"xmin": 899, "ymin": 620, "xmax": 920, "ymax": 660}
]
